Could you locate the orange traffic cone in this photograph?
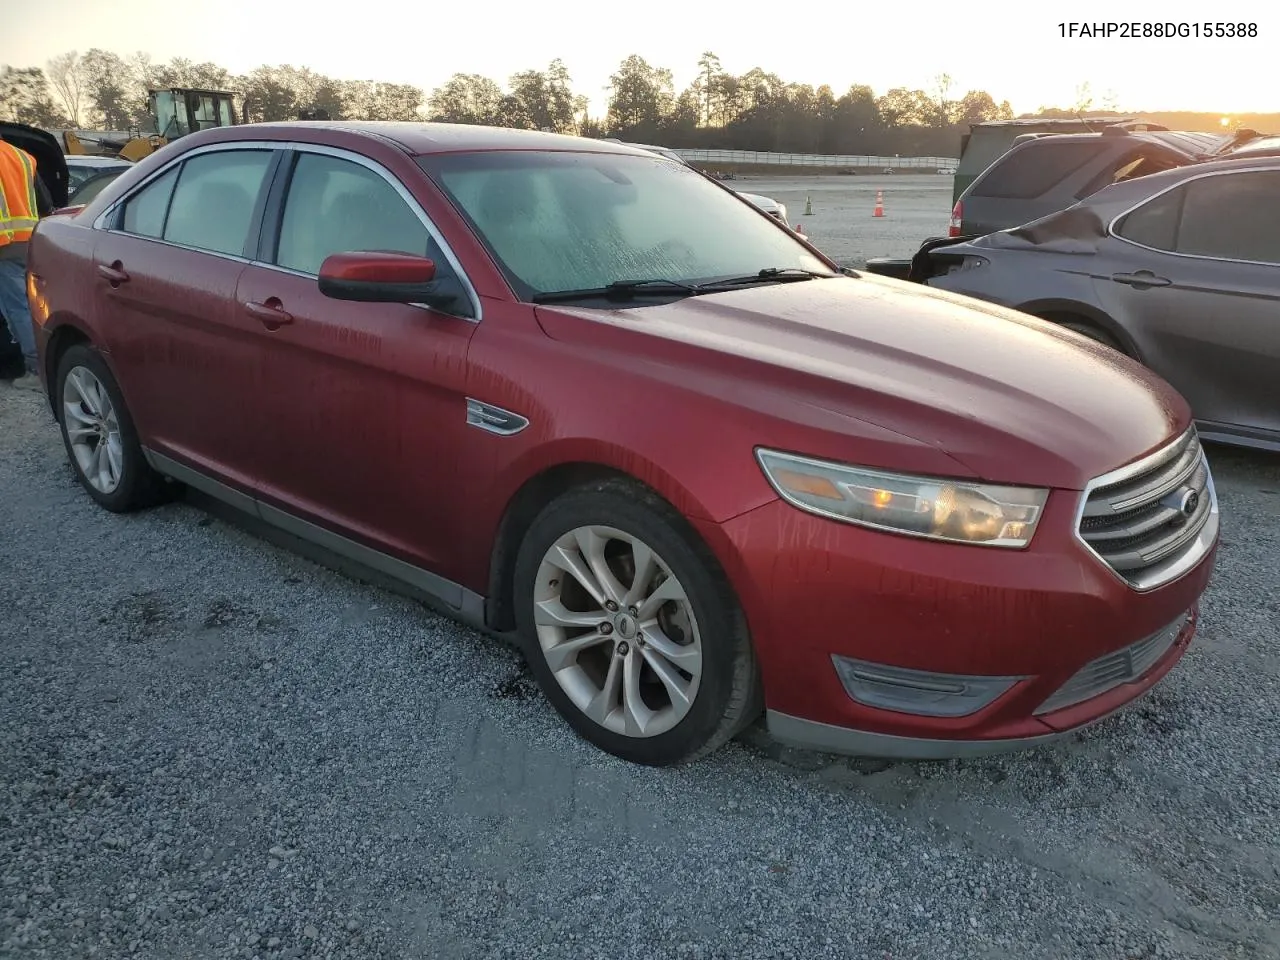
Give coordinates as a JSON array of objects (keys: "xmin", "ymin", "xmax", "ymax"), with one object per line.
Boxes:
[{"xmin": 873, "ymin": 190, "xmax": 885, "ymax": 218}]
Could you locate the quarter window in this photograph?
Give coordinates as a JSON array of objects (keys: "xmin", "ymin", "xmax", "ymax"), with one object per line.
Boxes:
[
  {"xmin": 162, "ymin": 150, "xmax": 274, "ymax": 257},
  {"xmin": 120, "ymin": 166, "xmax": 180, "ymax": 239}
]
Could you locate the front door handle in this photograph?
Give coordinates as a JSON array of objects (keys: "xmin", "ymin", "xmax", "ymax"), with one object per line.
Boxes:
[
  {"xmin": 1111, "ymin": 271, "xmax": 1171, "ymax": 289},
  {"xmin": 96, "ymin": 262, "xmax": 129, "ymax": 286},
  {"xmin": 244, "ymin": 298, "xmax": 294, "ymax": 330}
]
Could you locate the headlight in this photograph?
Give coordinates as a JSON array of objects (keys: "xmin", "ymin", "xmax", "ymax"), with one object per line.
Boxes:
[{"xmin": 756, "ymin": 448, "xmax": 1049, "ymax": 548}]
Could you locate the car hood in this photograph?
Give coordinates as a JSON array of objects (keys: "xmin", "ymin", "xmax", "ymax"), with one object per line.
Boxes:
[
  {"xmin": 534, "ymin": 274, "xmax": 1189, "ymax": 489},
  {"xmin": 0, "ymin": 121, "xmax": 69, "ymax": 208}
]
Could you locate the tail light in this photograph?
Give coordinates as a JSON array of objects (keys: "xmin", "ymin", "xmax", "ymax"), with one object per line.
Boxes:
[{"xmin": 948, "ymin": 200, "xmax": 963, "ymax": 237}]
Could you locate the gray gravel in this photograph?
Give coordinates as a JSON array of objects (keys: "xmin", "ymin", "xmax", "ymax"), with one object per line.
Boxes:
[{"xmin": 2, "ymin": 383, "xmax": 1278, "ymax": 960}]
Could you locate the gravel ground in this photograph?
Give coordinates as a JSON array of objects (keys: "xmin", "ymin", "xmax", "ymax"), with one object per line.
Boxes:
[
  {"xmin": 2, "ymin": 380, "xmax": 1279, "ymax": 960},
  {"xmin": 730, "ymin": 173, "xmax": 954, "ymax": 266}
]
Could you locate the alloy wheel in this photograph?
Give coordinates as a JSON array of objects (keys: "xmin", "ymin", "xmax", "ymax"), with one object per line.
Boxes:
[
  {"xmin": 532, "ymin": 525, "xmax": 703, "ymax": 738},
  {"xmin": 61, "ymin": 366, "xmax": 124, "ymax": 495}
]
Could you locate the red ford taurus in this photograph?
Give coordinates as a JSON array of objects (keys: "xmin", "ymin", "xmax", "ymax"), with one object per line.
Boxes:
[{"xmin": 26, "ymin": 122, "xmax": 1219, "ymax": 766}]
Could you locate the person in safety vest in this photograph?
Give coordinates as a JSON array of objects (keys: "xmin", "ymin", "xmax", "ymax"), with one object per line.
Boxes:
[{"xmin": 1, "ymin": 137, "xmax": 52, "ymax": 392}]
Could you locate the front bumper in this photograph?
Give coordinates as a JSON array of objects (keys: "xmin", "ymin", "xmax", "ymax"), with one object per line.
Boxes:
[{"xmin": 693, "ymin": 487, "xmax": 1216, "ymax": 759}]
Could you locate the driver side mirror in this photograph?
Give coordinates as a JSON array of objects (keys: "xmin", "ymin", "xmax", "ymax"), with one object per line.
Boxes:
[{"xmin": 318, "ymin": 251, "xmax": 438, "ymax": 303}]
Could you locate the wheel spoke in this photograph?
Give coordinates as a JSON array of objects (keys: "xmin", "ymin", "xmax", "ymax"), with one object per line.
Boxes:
[
  {"xmin": 641, "ymin": 644, "xmax": 694, "ymax": 711},
  {"xmin": 621, "ymin": 651, "xmax": 655, "ymax": 736},
  {"xmin": 639, "ymin": 623, "xmax": 702, "ymax": 670},
  {"xmin": 546, "ymin": 543, "xmax": 607, "ymax": 608},
  {"xmin": 542, "ymin": 630, "xmax": 613, "ymax": 673},
  {"xmin": 92, "ymin": 441, "xmax": 111, "ymax": 490},
  {"xmin": 63, "ymin": 403, "xmax": 96, "ymax": 430},
  {"xmin": 573, "ymin": 528, "xmax": 627, "ymax": 604},
  {"xmin": 622, "ymin": 540, "xmax": 657, "ymax": 607},
  {"xmin": 636, "ymin": 575, "xmax": 688, "ymax": 621},
  {"xmin": 69, "ymin": 370, "xmax": 99, "ymax": 416},
  {"xmin": 584, "ymin": 654, "xmax": 623, "ymax": 725},
  {"xmin": 105, "ymin": 437, "xmax": 123, "ymax": 486},
  {"xmin": 534, "ymin": 597, "xmax": 605, "ymax": 628}
]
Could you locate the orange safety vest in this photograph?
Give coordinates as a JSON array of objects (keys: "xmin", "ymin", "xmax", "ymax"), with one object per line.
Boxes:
[{"xmin": 0, "ymin": 141, "xmax": 40, "ymax": 248}]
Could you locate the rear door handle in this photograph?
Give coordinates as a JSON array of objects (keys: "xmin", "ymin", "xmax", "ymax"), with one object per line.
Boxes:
[
  {"xmin": 244, "ymin": 299, "xmax": 294, "ymax": 329},
  {"xmin": 96, "ymin": 263, "xmax": 129, "ymax": 285},
  {"xmin": 1111, "ymin": 271, "xmax": 1171, "ymax": 288}
]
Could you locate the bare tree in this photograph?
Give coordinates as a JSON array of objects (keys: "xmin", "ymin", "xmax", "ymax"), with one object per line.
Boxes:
[
  {"xmin": 932, "ymin": 73, "xmax": 954, "ymax": 127},
  {"xmin": 46, "ymin": 51, "xmax": 86, "ymax": 126}
]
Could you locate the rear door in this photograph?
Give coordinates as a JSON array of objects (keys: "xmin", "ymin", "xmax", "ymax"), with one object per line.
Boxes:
[
  {"xmin": 233, "ymin": 146, "xmax": 480, "ymax": 580},
  {"xmin": 92, "ymin": 145, "xmax": 283, "ymax": 491},
  {"xmin": 1094, "ymin": 167, "xmax": 1280, "ymax": 439}
]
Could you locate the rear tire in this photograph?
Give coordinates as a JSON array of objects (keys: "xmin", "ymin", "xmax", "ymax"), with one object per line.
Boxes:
[
  {"xmin": 54, "ymin": 343, "xmax": 173, "ymax": 513},
  {"xmin": 513, "ymin": 478, "xmax": 761, "ymax": 766},
  {"xmin": 1051, "ymin": 317, "xmax": 1126, "ymax": 354}
]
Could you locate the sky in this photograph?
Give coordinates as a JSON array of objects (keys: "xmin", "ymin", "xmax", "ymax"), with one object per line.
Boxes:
[{"xmin": 3, "ymin": 0, "xmax": 1274, "ymax": 120}]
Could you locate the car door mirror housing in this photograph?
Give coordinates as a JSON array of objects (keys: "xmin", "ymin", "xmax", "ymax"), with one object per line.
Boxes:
[{"xmin": 317, "ymin": 251, "xmax": 439, "ymax": 303}]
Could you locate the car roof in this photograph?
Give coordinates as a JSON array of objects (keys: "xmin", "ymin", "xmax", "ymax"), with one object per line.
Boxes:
[
  {"xmin": 1005, "ymin": 130, "xmax": 1223, "ymax": 158},
  {"xmin": 196, "ymin": 121, "xmax": 657, "ymax": 158}
]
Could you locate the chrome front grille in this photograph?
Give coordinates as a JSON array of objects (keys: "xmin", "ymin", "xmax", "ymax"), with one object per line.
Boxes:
[
  {"xmin": 1035, "ymin": 613, "xmax": 1188, "ymax": 715},
  {"xmin": 1077, "ymin": 428, "xmax": 1218, "ymax": 590}
]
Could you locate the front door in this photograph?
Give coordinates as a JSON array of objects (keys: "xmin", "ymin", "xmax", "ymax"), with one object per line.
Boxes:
[
  {"xmin": 1093, "ymin": 167, "xmax": 1280, "ymax": 440},
  {"xmin": 235, "ymin": 148, "xmax": 479, "ymax": 580},
  {"xmin": 93, "ymin": 146, "xmax": 283, "ymax": 491}
]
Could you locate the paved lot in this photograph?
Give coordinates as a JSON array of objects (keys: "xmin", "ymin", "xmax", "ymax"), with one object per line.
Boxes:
[
  {"xmin": 734, "ymin": 173, "xmax": 954, "ymax": 265},
  {"xmin": 2, "ymin": 239, "xmax": 1279, "ymax": 958}
]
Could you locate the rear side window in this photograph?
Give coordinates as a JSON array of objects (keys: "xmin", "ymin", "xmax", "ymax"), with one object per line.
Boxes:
[
  {"xmin": 120, "ymin": 166, "xmax": 180, "ymax": 239},
  {"xmin": 1115, "ymin": 185, "xmax": 1185, "ymax": 251},
  {"xmin": 1115, "ymin": 170, "xmax": 1280, "ymax": 264},
  {"xmin": 1075, "ymin": 149, "xmax": 1184, "ymax": 200},
  {"xmin": 1177, "ymin": 171, "xmax": 1280, "ymax": 264},
  {"xmin": 970, "ymin": 142, "xmax": 1101, "ymax": 199},
  {"xmin": 163, "ymin": 150, "xmax": 274, "ymax": 257}
]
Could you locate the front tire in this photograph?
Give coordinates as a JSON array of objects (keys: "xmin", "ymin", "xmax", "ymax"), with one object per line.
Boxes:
[
  {"xmin": 54, "ymin": 343, "xmax": 171, "ymax": 513},
  {"xmin": 513, "ymin": 478, "xmax": 761, "ymax": 766}
]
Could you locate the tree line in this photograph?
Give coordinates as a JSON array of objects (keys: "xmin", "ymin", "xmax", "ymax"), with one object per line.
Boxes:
[{"xmin": 3, "ymin": 48, "xmax": 1039, "ymax": 157}]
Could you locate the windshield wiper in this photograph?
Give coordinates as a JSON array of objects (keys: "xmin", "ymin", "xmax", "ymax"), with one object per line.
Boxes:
[
  {"xmin": 531, "ymin": 279, "xmax": 699, "ymax": 304},
  {"xmin": 697, "ymin": 267, "xmax": 834, "ymax": 290}
]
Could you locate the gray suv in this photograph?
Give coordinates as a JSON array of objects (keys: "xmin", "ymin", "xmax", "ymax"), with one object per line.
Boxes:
[
  {"xmin": 950, "ymin": 129, "xmax": 1224, "ymax": 238},
  {"xmin": 919, "ymin": 156, "xmax": 1280, "ymax": 453}
]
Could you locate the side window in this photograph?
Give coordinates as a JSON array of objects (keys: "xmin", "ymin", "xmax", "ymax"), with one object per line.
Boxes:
[
  {"xmin": 120, "ymin": 166, "xmax": 180, "ymax": 239},
  {"xmin": 163, "ymin": 150, "xmax": 274, "ymax": 257},
  {"xmin": 275, "ymin": 152, "xmax": 472, "ymax": 318},
  {"xmin": 1075, "ymin": 149, "xmax": 1183, "ymax": 200},
  {"xmin": 969, "ymin": 142, "xmax": 1101, "ymax": 199},
  {"xmin": 1176, "ymin": 171, "xmax": 1280, "ymax": 264},
  {"xmin": 1115, "ymin": 185, "xmax": 1186, "ymax": 251}
]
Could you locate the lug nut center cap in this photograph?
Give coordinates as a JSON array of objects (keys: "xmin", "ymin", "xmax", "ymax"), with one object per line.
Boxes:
[{"xmin": 613, "ymin": 614, "xmax": 638, "ymax": 639}]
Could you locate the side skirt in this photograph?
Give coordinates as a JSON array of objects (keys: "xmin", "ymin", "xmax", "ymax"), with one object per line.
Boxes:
[{"xmin": 144, "ymin": 448, "xmax": 496, "ymax": 636}]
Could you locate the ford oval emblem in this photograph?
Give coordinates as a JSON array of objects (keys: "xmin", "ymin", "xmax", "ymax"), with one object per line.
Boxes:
[{"xmin": 1179, "ymin": 489, "xmax": 1199, "ymax": 517}]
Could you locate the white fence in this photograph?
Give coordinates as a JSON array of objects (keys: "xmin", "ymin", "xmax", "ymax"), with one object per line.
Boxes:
[{"xmin": 672, "ymin": 148, "xmax": 958, "ymax": 170}]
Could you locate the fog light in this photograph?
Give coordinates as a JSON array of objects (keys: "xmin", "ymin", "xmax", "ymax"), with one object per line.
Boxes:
[{"xmin": 832, "ymin": 656, "xmax": 1024, "ymax": 718}]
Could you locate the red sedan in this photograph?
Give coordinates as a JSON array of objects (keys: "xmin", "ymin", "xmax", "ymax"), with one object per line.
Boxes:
[{"xmin": 26, "ymin": 123, "xmax": 1219, "ymax": 766}]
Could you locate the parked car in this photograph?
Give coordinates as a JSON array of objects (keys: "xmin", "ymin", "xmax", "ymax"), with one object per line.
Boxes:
[
  {"xmin": 948, "ymin": 127, "xmax": 1226, "ymax": 238},
  {"xmin": 27, "ymin": 122, "xmax": 1218, "ymax": 766},
  {"xmin": 0, "ymin": 122, "xmax": 68, "ymax": 379},
  {"xmin": 885, "ymin": 156, "xmax": 1280, "ymax": 453},
  {"xmin": 65, "ymin": 154, "xmax": 132, "ymax": 193},
  {"xmin": 606, "ymin": 139, "xmax": 806, "ymax": 236},
  {"xmin": 67, "ymin": 162, "xmax": 134, "ymax": 207}
]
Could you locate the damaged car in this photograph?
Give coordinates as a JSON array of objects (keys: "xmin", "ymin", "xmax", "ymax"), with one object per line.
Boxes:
[{"xmin": 891, "ymin": 155, "xmax": 1280, "ymax": 453}]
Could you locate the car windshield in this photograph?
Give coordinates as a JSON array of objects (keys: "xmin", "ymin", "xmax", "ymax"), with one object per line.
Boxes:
[{"xmin": 417, "ymin": 150, "xmax": 833, "ymax": 299}]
